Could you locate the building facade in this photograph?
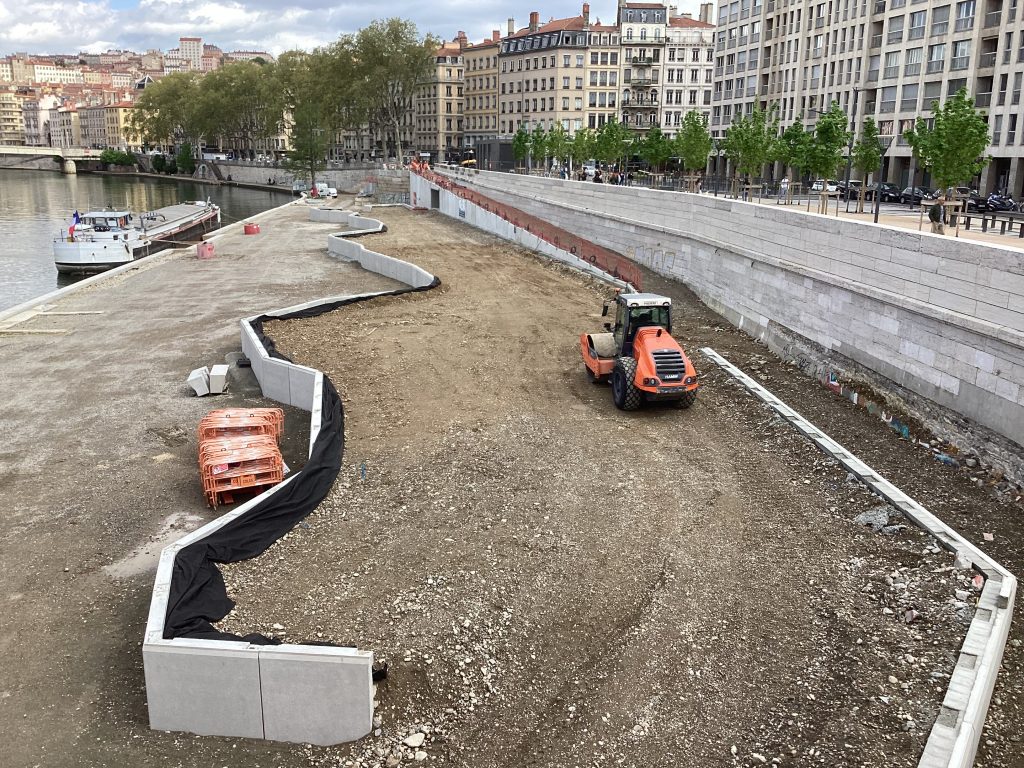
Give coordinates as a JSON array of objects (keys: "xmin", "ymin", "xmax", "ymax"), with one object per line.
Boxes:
[
  {"xmin": 0, "ymin": 92, "xmax": 25, "ymax": 145},
  {"xmin": 586, "ymin": 23, "xmax": 623, "ymax": 130},
  {"xmin": 464, "ymin": 31, "xmax": 503, "ymax": 149},
  {"xmin": 662, "ymin": 13, "xmax": 716, "ymax": 135},
  {"xmin": 711, "ymin": 0, "xmax": 1024, "ymax": 193},
  {"xmin": 415, "ymin": 38, "xmax": 466, "ymax": 161}
]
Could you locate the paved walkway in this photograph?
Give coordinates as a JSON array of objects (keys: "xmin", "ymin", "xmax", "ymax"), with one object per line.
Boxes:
[{"xmin": 0, "ymin": 198, "xmax": 401, "ymax": 767}]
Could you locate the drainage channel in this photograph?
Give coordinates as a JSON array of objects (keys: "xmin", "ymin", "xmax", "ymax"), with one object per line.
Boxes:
[{"xmin": 700, "ymin": 347, "xmax": 1016, "ymax": 768}]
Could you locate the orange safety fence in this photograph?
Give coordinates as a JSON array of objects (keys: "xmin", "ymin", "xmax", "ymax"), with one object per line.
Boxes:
[
  {"xmin": 412, "ymin": 167, "xmax": 643, "ymax": 290},
  {"xmin": 197, "ymin": 412, "xmax": 286, "ymax": 508}
]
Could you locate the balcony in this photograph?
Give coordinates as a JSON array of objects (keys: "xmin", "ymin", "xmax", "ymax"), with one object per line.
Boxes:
[
  {"xmin": 621, "ymin": 98, "xmax": 659, "ymax": 108},
  {"xmin": 978, "ymin": 51, "xmax": 997, "ymax": 67},
  {"xmin": 984, "ymin": 10, "xmax": 1001, "ymax": 27},
  {"xmin": 974, "ymin": 92, "xmax": 992, "ymax": 107},
  {"xmin": 630, "ymin": 77, "xmax": 655, "ymax": 87},
  {"xmin": 632, "ymin": 57, "xmax": 652, "ymax": 66},
  {"xmin": 954, "ymin": 16, "xmax": 975, "ymax": 32},
  {"xmin": 870, "ymin": 33, "xmax": 883, "ymax": 48}
]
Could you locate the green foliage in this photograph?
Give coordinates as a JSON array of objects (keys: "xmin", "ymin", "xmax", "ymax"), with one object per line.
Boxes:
[
  {"xmin": 806, "ymin": 102, "xmax": 850, "ymax": 181},
  {"xmin": 99, "ymin": 149, "xmax": 136, "ymax": 166},
  {"xmin": 281, "ymin": 100, "xmax": 330, "ymax": 186},
  {"xmin": 151, "ymin": 154, "xmax": 166, "ymax": 173},
  {"xmin": 904, "ymin": 87, "xmax": 990, "ymax": 193},
  {"xmin": 165, "ymin": 157, "xmax": 177, "ymax": 175},
  {"xmin": 637, "ymin": 126, "xmax": 672, "ymax": 173},
  {"xmin": 569, "ymin": 129, "xmax": 596, "ymax": 167},
  {"xmin": 594, "ymin": 118, "xmax": 631, "ymax": 167},
  {"xmin": 674, "ymin": 110, "xmax": 713, "ymax": 173},
  {"xmin": 775, "ymin": 119, "xmax": 811, "ymax": 177},
  {"xmin": 851, "ymin": 116, "xmax": 882, "ymax": 179},
  {"xmin": 546, "ymin": 123, "xmax": 570, "ymax": 165},
  {"xmin": 512, "ymin": 126, "xmax": 530, "ymax": 164},
  {"xmin": 530, "ymin": 124, "xmax": 548, "ymax": 167},
  {"xmin": 175, "ymin": 143, "xmax": 196, "ymax": 175},
  {"xmin": 130, "ymin": 72, "xmax": 205, "ymax": 148},
  {"xmin": 721, "ymin": 104, "xmax": 779, "ymax": 179}
]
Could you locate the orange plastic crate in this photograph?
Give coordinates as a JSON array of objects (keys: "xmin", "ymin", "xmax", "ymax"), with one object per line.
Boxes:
[{"xmin": 202, "ymin": 408, "xmax": 284, "ymax": 438}]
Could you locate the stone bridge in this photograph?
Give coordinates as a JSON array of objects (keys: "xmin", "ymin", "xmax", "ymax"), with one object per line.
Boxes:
[{"xmin": 0, "ymin": 145, "xmax": 105, "ymax": 173}]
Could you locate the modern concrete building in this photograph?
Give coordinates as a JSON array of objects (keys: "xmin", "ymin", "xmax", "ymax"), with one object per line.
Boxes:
[
  {"xmin": 463, "ymin": 31, "xmax": 503, "ymax": 149},
  {"xmin": 179, "ymin": 37, "xmax": 204, "ymax": 71},
  {"xmin": 711, "ymin": 0, "xmax": 1024, "ymax": 193},
  {"xmin": 414, "ymin": 37, "xmax": 466, "ymax": 161},
  {"xmin": 0, "ymin": 92, "xmax": 25, "ymax": 145}
]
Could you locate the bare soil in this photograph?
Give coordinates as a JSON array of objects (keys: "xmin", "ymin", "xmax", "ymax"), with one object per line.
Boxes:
[{"xmin": 215, "ymin": 207, "xmax": 1017, "ymax": 768}]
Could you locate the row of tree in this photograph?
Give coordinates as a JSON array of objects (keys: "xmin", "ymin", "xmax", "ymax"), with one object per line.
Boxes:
[
  {"xmin": 511, "ymin": 112, "xmax": 714, "ymax": 175},
  {"xmin": 512, "ymin": 89, "xmax": 988, "ymax": 198},
  {"xmin": 129, "ymin": 18, "xmax": 438, "ymax": 186}
]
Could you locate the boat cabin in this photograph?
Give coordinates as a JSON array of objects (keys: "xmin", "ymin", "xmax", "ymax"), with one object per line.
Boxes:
[{"xmin": 80, "ymin": 210, "xmax": 131, "ymax": 232}]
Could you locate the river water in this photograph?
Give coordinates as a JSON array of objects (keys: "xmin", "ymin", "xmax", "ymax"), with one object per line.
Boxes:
[{"xmin": 0, "ymin": 169, "xmax": 291, "ymax": 312}]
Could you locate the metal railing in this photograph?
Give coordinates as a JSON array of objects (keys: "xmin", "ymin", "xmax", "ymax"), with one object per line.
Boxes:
[
  {"xmin": 978, "ymin": 51, "xmax": 997, "ymax": 67},
  {"xmin": 984, "ymin": 10, "xmax": 1002, "ymax": 27},
  {"xmin": 904, "ymin": 62, "xmax": 922, "ymax": 75},
  {"xmin": 870, "ymin": 33, "xmax": 883, "ymax": 47},
  {"xmin": 925, "ymin": 59, "xmax": 945, "ymax": 73},
  {"xmin": 954, "ymin": 16, "xmax": 975, "ymax": 32},
  {"xmin": 975, "ymin": 92, "xmax": 992, "ymax": 107},
  {"xmin": 950, "ymin": 55, "xmax": 970, "ymax": 70},
  {"xmin": 908, "ymin": 26, "xmax": 925, "ymax": 39},
  {"xmin": 887, "ymin": 30, "xmax": 904, "ymax": 44},
  {"xmin": 883, "ymin": 65, "xmax": 900, "ymax": 78}
]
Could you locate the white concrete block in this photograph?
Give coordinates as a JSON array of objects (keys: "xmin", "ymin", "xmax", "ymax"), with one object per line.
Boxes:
[
  {"xmin": 188, "ymin": 366, "xmax": 210, "ymax": 396},
  {"xmin": 208, "ymin": 364, "xmax": 229, "ymax": 394}
]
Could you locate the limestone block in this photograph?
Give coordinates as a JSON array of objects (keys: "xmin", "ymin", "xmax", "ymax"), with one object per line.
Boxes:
[
  {"xmin": 188, "ymin": 367, "xmax": 210, "ymax": 396},
  {"xmin": 208, "ymin": 364, "xmax": 228, "ymax": 395}
]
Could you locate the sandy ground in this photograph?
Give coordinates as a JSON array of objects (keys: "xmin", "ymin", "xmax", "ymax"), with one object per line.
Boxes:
[
  {"xmin": 0, "ymin": 200, "xmax": 1019, "ymax": 768},
  {"xmin": 216, "ymin": 207, "xmax": 1010, "ymax": 768}
]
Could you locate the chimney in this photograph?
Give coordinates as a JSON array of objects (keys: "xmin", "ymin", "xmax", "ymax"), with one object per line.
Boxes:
[
  {"xmin": 699, "ymin": 2, "xmax": 713, "ymax": 23},
  {"xmin": 529, "ymin": 11, "xmax": 539, "ymax": 31},
  {"xmin": 583, "ymin": 3, "xmax": 590, "ymax": 25},
  {"xmin": 492, "ymin": 29, "xmax": 501, "ymax": 42},
  {"xmin": 669, "ymin": 5, "xmax": 677, "ymax": 17},
  {"xmin": 456, "ymin": 30, "xmax": 468, "ymax": 49},
  {"xmin": 508, "ymin": 17, "xmax": 515, "ymax": 35}
]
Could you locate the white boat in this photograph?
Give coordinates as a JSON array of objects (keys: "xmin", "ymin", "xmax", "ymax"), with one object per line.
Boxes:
[{"xmin": 53, "ymin": 201, "xmax": 221, "ymax": 274}]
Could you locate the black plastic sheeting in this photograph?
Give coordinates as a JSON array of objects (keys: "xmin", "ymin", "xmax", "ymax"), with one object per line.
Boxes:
[{"xmin": 163, "ymin": 275, "xmax": 441, "ymax": 643}]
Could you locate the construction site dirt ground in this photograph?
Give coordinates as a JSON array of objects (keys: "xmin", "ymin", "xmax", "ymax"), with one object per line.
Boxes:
[
  {"xmin": 213, "ymin": 206, "xmax": 1023, "ymax": 768},
  {"xmin": 1, "ymin": 201, "xmax": 1020, "ymax": 768}
]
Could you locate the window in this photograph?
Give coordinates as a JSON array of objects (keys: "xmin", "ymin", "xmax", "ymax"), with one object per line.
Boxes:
[
  {"xmin": 951, "ymin": 39, "xmax": 970, "ymax": 69},
  {"xmin": 904, "ymin": 46, "xmax": 923, "ymax": 75},
  {"xmin": 590, "ymin": 71, "xmax": 599, "ymax": 86},
  {"xmin": 927, "ymin": 43, "xmax": 946, "ymax": 72},
  {"xmin": 884, "ymin": 51, "xmax": 901, "ymax": 78},
  {"xmin": 589, "ymin": 92, "xmax": 598, "ymax": 107},
  {"xmin": 888, "ymin": 15, "xmax": 905, "ymax": 44},
  {"xmin": 562, "ymin": 97, "xmax": 569, "ymax": 109},
  {"xmin": 931, "ymin": 5, "xmax": 950, "ymax": 35},
  {"xmin": 591, "ymin": 52, "xmax": 599, "ymax": 65},
  {"xmin": 575, "ymin": 77, "xmax": 583, "ymax": 89},
  {"xmin": 954, "ymin": 0, "xmax": 975, "ymax": 31},
  {"xmin": 610, "ymin": 52, "xmax": 618, "ymax": 65},
  {"xmin": 562, "ymin": 76, "xmax": 570, "ymax": 88},
  {"xmin": 574, "ymin": 97, "xmax": 582, "ymax": 109},
  {"xmin": 908, "ymin": 10, "xmax": 926, "ymax": 39},
  {"xmin": 901, "ymin": 82, "xmax": 919, "ymax": 111},
  {"xmin": 576, "ymin": 54, "xmax": 584, "ymax": 67},
  {"xmin": 563, "ymin": 55, "xmax": 570, "ymax": 66}
]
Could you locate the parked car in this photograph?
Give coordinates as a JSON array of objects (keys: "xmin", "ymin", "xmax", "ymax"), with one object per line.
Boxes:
[
  {"xmin": 900, "ymin": 186, "xmax": 936, "ymax": 205},
  {"xmin": 877, "ymin": 182, "xmax": 902, "ymax": 202},
  {"xmin": 811, "ymin": 179, "xmax": 840, "ymax": 193},
  {"xmin": 948, "ymin": 186, "xmax": 985, "ymax": 212},
  {"xmin": 838, "ymin": 179, "xmax": 876, "ymax": 201}
]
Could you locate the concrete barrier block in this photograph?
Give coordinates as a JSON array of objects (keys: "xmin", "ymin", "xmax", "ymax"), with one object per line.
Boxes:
[
  {"xmin": 208, "ymin": 364, "xmax": 228, "ymax": 394},
  {"xmin": 260, "ymin": 358, "xmax": 292, "ymax": 403},
  {"xmin": 145, "ymin": 641, "xmax": 263, "ymax": 738},
  {"xmin": 287, "ymin": 365, "xmax": 317, "ymax": 411},
  {"xmin": 188, "ymin": 367, "xmax": 210, "ymax": 396},
  {"xmin": 259, "ymin": 646, "xmax": 375, "ymax": 746}
]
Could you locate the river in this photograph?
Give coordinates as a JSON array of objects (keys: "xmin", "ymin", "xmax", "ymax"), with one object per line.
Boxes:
[{"xmin": 0, "ymin": 169, "xmax": 291, "ymax": 312}]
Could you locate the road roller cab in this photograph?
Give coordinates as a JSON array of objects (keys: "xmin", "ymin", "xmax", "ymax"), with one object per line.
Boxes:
[{"xmin": 580, "ymin": 292, "xmax": 699, "ymax": 410}]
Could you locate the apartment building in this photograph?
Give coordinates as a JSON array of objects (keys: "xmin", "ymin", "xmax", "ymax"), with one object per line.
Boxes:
[
  {"xmin": 464, "ymin": 31, "xmax": 503, "ymax": 149},
  {"xmin": 0, "ymin": 92, "xmax": 25, "ymax": 145},
  {"xmin": 79, "ymin": 103, "xmax": 107, "ymax": 147},
  {"xmin": 50, "ymin": 106, "xmax": 81, "ymax": 148},
  {"xmin": 106, "ymin": 101, "xmax": 136, "ymax": 150},
  {"xmin": 662, "ymin": 13, "xmax": 716, "ymax": 135},
  {"xmin": 179, "ymin": 37, "xmax": 204, "ymax": 70},
  {"xmin": 414, "ymin": 38, "xmax": 466, "ymax": 161},
  {"xmin": 712, "ymin": 0, "xmax": 1024, "ymax": 193},
  {"xmin": 586, "ymin": 22, "xmax": 623, "ymax": 130},
  {"xmin": 21, "ymin": 94, "xmax": 62, "ymax": 146},
  {"xmin": 620, "ymin": 2, "xmax": 671, "ymax": 133},
  {"xmin": 498, "ymin": 6, "xmax": 595, "ymax": 136}
]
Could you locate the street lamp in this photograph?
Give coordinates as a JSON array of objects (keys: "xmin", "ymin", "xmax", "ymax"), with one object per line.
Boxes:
[{"xmin": 873, "ymin": 135, "xmax": 895, "ymax": 224}]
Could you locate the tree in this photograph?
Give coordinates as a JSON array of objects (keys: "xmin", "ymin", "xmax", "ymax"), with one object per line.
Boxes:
[
  {"xmin": 852, "ymin": 116, "xmax": 882, "ymax": 212},
  {"xmin": 350, "ymin": 19, "xmax": 438, "ymax": 158},
  {"xmin": 151, "ymin": 154, "xmax": 167, "ymax": 173},
  {"xmin": 281, "ymin": 101, "xmax": 329, "ymax": 187},
  {"xmin": 594, "ymin": 117, "xmax": 632, "ymax": 169},
  {"xmin": 512, "ymin": 126, "xmax": 530, "ymax": 169},
  {"xmin": 674, "ymin": 110, "xmax": 713, "ymax": 176},
  {"xmin": 569, "ymin": 128, "xmax": 596, "ymax": 171},
  {"xmin": 904, "ymin": 87, "xmax": 989, "ymax": 195},
  {"xmin": 196, "ymin": 61, "xmax": 285, "ymax": 156},
  {"xmin": 129, "ymin": 72, "xmax": 206, "ymax": 150},
  {"xmin": 176, "ymin": 143, "xmax": 196, "ymax": 175},
  {"xmin": 530, "ymin": 123, "xmax": 548, "ymax": 171},
  {"xmin": 546, "ymin": 123, "xmax": 570, "ymax": 169},
  {"xmin": 637, "ymin": 126, "xmax": 673, "ymax": 174},
  {"xmin": 720, "ymin": 104, "xmax": 779, "ymax": 188},
  {"xmin": 99, "ymin": 149, "xmax": 135, "ymax": 166},
  {"xmin": 775, "ymin": 118, "xmax": 811, "ymax": 180},
  {"xmin": 806, "ymin": 102, "xmax": 850, "ymax": 185}
]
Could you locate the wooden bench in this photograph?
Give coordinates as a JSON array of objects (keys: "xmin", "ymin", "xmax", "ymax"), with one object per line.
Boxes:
[{"xmin": 958, "ymin": 210, "xmax": 1024, "ymax": 237}]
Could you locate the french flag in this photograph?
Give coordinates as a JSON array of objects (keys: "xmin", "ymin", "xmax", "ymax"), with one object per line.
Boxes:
[{"xmin": 68, "ymin": 210, "xmax": 80, "ymax": 237}]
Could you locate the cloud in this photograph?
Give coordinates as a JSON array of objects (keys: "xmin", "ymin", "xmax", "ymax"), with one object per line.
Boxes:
[{"xmin": 0, "ymin": 0, "xmax": 707, "ymax": 55}]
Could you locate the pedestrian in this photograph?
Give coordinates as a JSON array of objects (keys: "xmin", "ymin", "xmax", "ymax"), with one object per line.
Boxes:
[
  {"xmin": 778, "ymin": 176, "xmax": 790, "ymax": 203},
  {"xmin": 928, "ymin": 197, "xmax": 946, "ymax": 234},
  {"xmin": 593, "ymin": 169, "xmax": 603, "ymax": 183}
]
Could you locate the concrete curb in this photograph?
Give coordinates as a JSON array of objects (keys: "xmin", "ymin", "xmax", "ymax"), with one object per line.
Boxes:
[
  {"xmin": 143, "ymin": 208, "xmax": 440, "ymax": 746},
  {"xmin": 700, "ymin": 347, "xmax": 1016, "ymax": 768}
]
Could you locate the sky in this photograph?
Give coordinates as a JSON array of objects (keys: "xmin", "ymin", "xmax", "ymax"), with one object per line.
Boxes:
[{"xmin": 0, "ymin": 0, "xmax": 705, "ymax": 57}]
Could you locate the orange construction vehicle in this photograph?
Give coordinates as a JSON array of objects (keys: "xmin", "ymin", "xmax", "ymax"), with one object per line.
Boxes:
[{"xmin": 580, "ymin": 292, "xmax": 699, "ymax": 410}]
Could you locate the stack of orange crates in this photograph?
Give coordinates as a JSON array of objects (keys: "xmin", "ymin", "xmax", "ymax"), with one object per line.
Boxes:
[{"xmin": 197, "ymin": 408, "xmax": 285, "ymax": 508}]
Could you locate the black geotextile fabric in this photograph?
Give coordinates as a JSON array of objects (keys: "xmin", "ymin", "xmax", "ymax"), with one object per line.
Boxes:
[{"xmin": 163, "ymin": 275, "xmax": 441, "ymax": 643}]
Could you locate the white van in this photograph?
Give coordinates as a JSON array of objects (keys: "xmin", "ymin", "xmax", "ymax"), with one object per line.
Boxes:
[{"xmin": 314, "ymin": 182, "xmax": 338, "ymax": 198}]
